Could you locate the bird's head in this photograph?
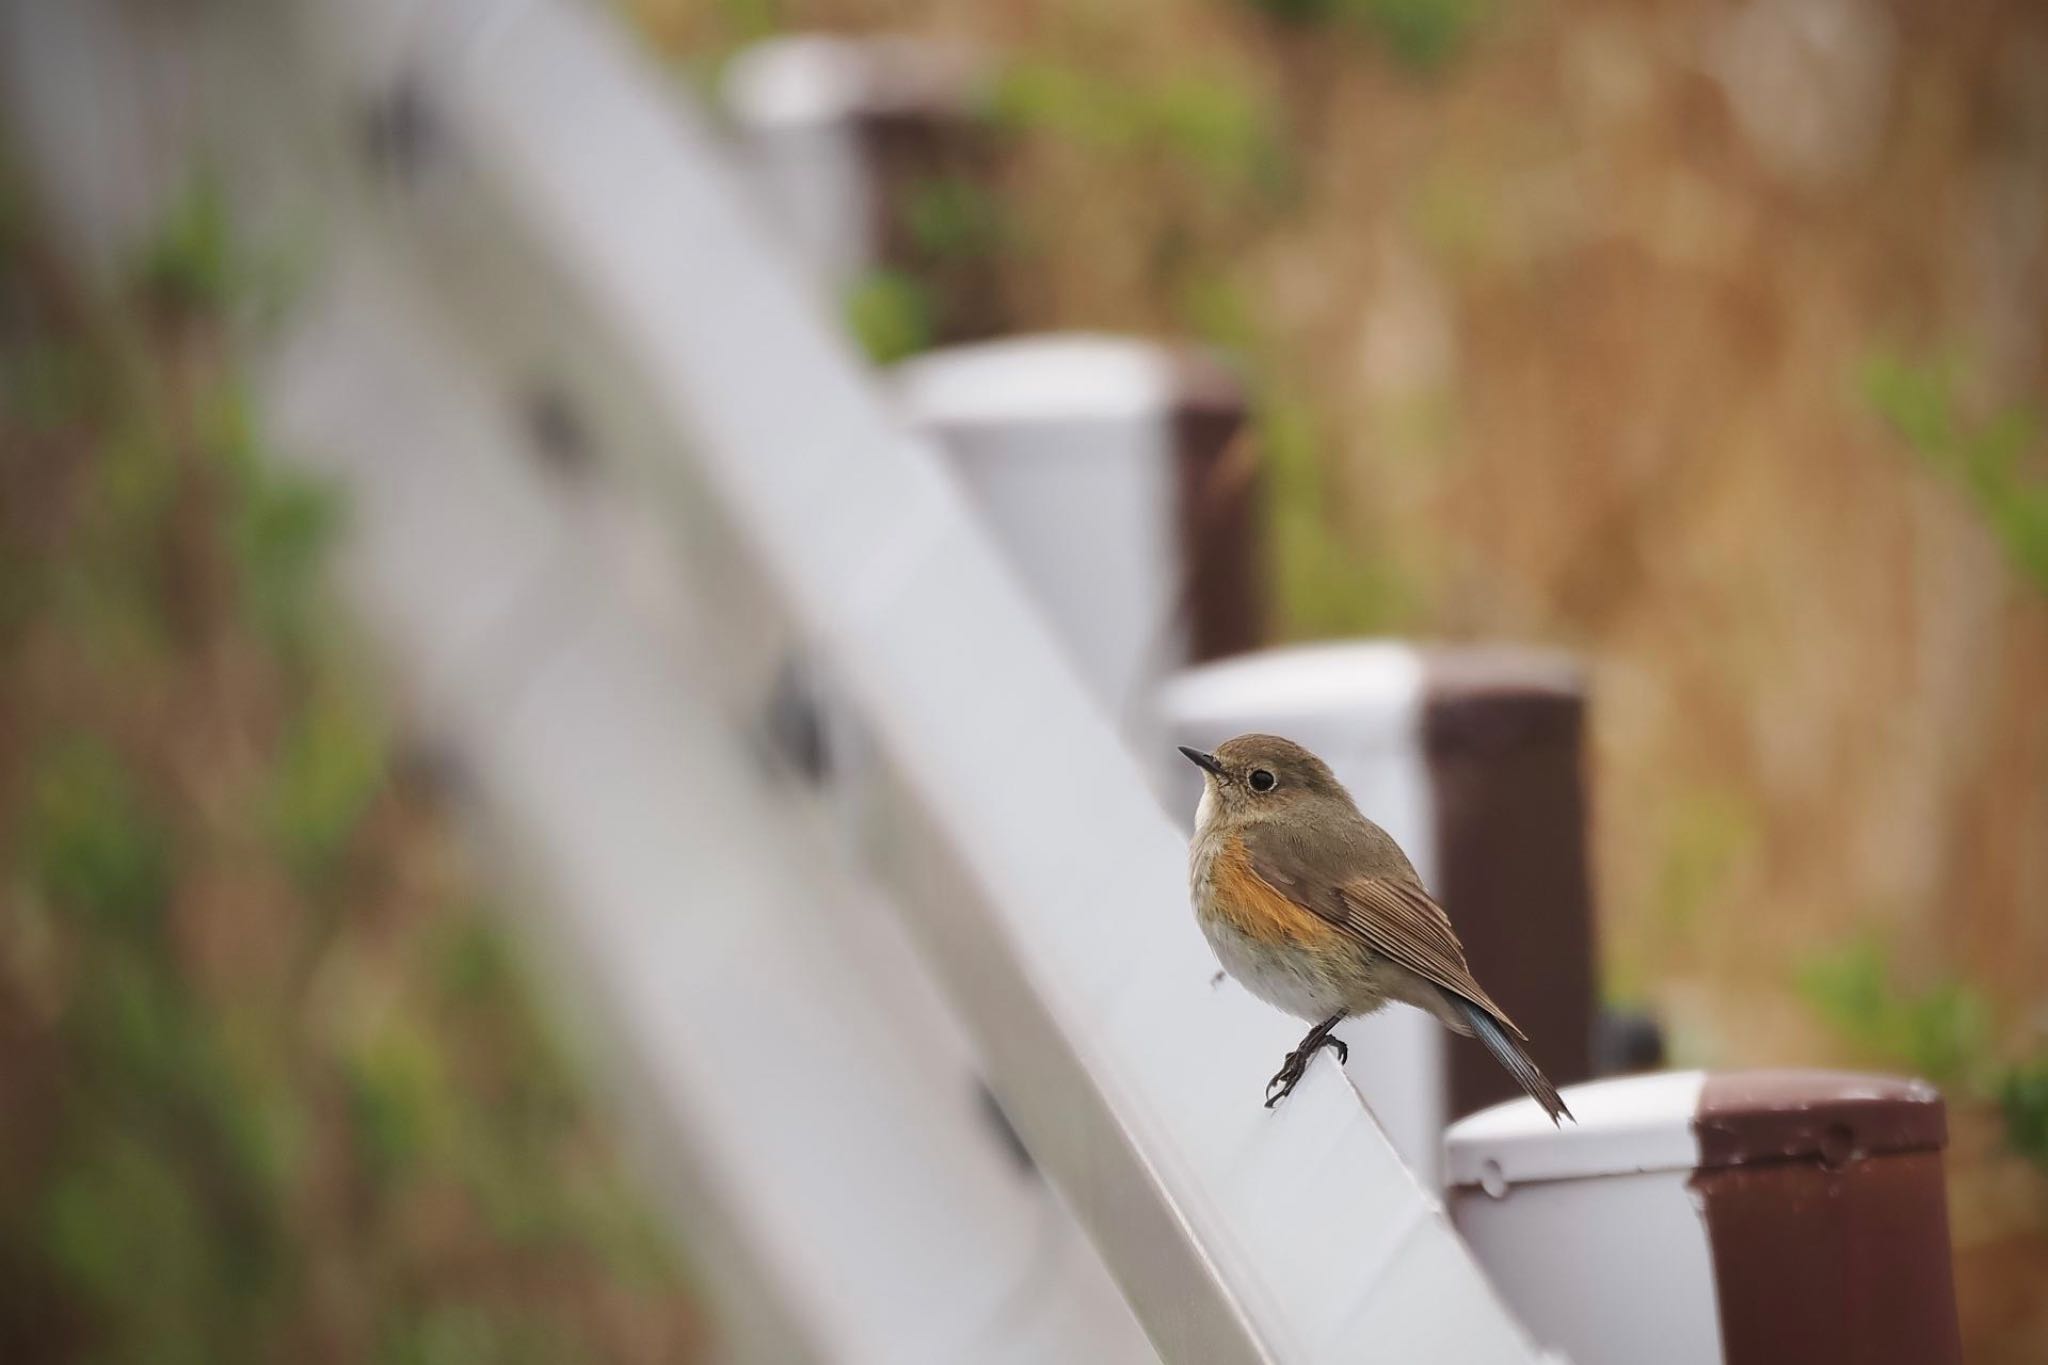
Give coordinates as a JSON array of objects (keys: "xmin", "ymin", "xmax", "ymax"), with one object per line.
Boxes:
[{"xmin": 1179, "ymin": 733, "xmax": 1350, "ymax": 830}]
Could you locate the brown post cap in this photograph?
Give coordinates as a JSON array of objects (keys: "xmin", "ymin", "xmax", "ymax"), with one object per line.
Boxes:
[{"xmin": 1696, "ymin": 1069, "xmax": 1948, "ymax": 1170}]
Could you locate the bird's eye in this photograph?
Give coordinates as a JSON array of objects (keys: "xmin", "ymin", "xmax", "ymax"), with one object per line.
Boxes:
[{"xmin": 1248, "ymin": 769, "xmax": 1276, "ymax": 792}]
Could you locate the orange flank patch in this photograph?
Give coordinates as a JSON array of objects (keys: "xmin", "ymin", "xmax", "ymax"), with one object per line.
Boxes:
[{"xmin": 1211, "ymin": 837, "xmax": 1346, "ymax": 949}]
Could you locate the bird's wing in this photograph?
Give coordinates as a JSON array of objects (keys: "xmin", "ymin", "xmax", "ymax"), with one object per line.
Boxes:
[{"xmin": 1241, "ymin": 824, "xmax": 1527, "ymax": 1039}]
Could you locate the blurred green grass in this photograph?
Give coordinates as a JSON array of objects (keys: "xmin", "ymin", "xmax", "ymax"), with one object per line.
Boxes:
[
  {"xmin": 844, "ymin": 268, "xmax": 936, "ymax": 364},
  {"xmin": 0, "ymin": 182, "xmax": 703, "ymax": 1363},
  {"xmin": 1863, "ymin": 350, "xmax": 2048, "ymax": 595},
  {"xmin": 1799, "ymin": 932, "xmax": 2048, "ymax": 1173},
  {"xmin": 990, "ymin": 57, "xmax": 1291, "ymax": 198},
  {"xmin": 1240, "ymin": 0, "xmax": 1491, "ymax": 72}
]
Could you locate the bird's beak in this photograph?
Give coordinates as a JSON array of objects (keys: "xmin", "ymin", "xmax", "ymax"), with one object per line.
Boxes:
[{"xmin": 1178, "ymin": 746, "xmax": 1224, "ymax": 777}]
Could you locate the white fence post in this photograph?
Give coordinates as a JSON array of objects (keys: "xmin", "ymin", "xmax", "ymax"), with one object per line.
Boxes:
[
  {"xmin": 894, "ymin": 334, "xmax": 1261, "ymax": 784},
  {"xmin": 1160, "ymin": 643, "xmax": 1598, "ymax": 1184},
  {"xmin": 721, "ymin": 33, "xmax": 1003, "ymax": 341},
  {"xmin": 1445, "ymin": 1069, "xmax": 1962, "ymax": 1365}
]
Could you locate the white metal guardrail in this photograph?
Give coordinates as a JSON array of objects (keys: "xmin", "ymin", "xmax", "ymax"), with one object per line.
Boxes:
[
  {"xmin": 1, "ymin": 1, "xmax": 1557, "ymax": 1361},
  {"xmin": 262, "ymin": 246, "xmax": 1160, "ymax": 1365},
  {"xmin": 718, "ymin": 31, "xmax": 1601, "ymax": 1195}
]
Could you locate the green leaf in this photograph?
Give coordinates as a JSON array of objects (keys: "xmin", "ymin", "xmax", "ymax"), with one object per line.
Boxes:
[{"xmin": 843, "ymin": 269, "xmax": 935, "ymax": 364}]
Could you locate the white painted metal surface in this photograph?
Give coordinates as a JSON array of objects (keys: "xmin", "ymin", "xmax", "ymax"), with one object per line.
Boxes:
[
  {"xmin": 263, "ymin": 253, "xmax": 1160, "ymax": 1365},
  {"xmin": 1160, "ymin": 643, "xmax": 1449, "ymax": 1185},
  {"xmin": 897, "ymin": 333, "xmax": 1210, "ymax": 424},
  {"xmin": 1, "ymin": 1, "xmax": 1560, "ymax": 1361},
  {"xmin": 357, "ymin": 9, "xmax": 1549, "ymax": 1351},
  {"xmin": 1446, "ymin": 1073, "xmax": 1722, "ymax": 1365},
  {"xmin": 1445, "ymin": 1069, "xmax": 1709, "ymax": 1187},
  {"xmin": 896, "ymin": 335, "xmax": 1205, "ymax": 774}
]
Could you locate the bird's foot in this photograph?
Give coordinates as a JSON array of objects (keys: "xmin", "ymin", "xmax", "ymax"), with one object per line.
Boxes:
[
  {"xmin": 1263, "ymin": 1019, "xmax": 1347, "ymax": 1108},
  {"xmin": 1264, "ymin": 1053, "xmax": 1309, "ymax": 1106}
]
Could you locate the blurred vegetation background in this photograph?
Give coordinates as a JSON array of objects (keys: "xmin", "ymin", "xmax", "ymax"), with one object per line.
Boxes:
[
  {"xmin": 0, "ymin": 177, "xmax": 705, "ymax": 1362},
  {"xmin": 3, "ymin": 0, "xmax": 2045, "ymax": 1360},
  {"xmin": 635, "ymin": 0, "xmax": 2048, "ymax": 1354}
]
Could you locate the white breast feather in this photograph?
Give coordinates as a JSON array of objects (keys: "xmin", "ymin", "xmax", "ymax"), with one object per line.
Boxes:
[{"xmin": 1194, "ymin": 780, "xmax": 1217, "ymax": 836}]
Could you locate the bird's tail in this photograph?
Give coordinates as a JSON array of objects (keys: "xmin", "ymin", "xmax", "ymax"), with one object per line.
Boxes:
[{"xmin": 1451, "ymin": 996, "xmax": 1573, "ymax": 1125}]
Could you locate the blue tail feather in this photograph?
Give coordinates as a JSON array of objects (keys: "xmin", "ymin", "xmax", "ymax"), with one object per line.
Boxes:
[{"xmin": 1452, "ymin": 996, "xmax": 1573, "ymax": 1125}]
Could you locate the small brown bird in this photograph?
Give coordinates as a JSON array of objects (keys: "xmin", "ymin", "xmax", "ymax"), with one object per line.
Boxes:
[{"xmin": 1182, "ymin": 734, "xmax": 1571, "ymax": 1121}]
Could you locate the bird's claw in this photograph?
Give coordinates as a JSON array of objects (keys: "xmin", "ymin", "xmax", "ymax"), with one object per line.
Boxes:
[
  {"xmin": 1264, "ymin": 1060, "xmax": 1304, "ymax": 1108},
  {"xmin": 1264, "ymin": 1047, "xmax": 1314, "ymax": 1106},
  {"xmin": 1263, "ymin": 1024, "xmax": 1347, "ymax": 1108}
]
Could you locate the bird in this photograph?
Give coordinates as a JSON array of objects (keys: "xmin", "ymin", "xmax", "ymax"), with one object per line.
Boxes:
[{"xmin": 1181, "ymin": 733, "xmax": 1572, "ymax": 1122}]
